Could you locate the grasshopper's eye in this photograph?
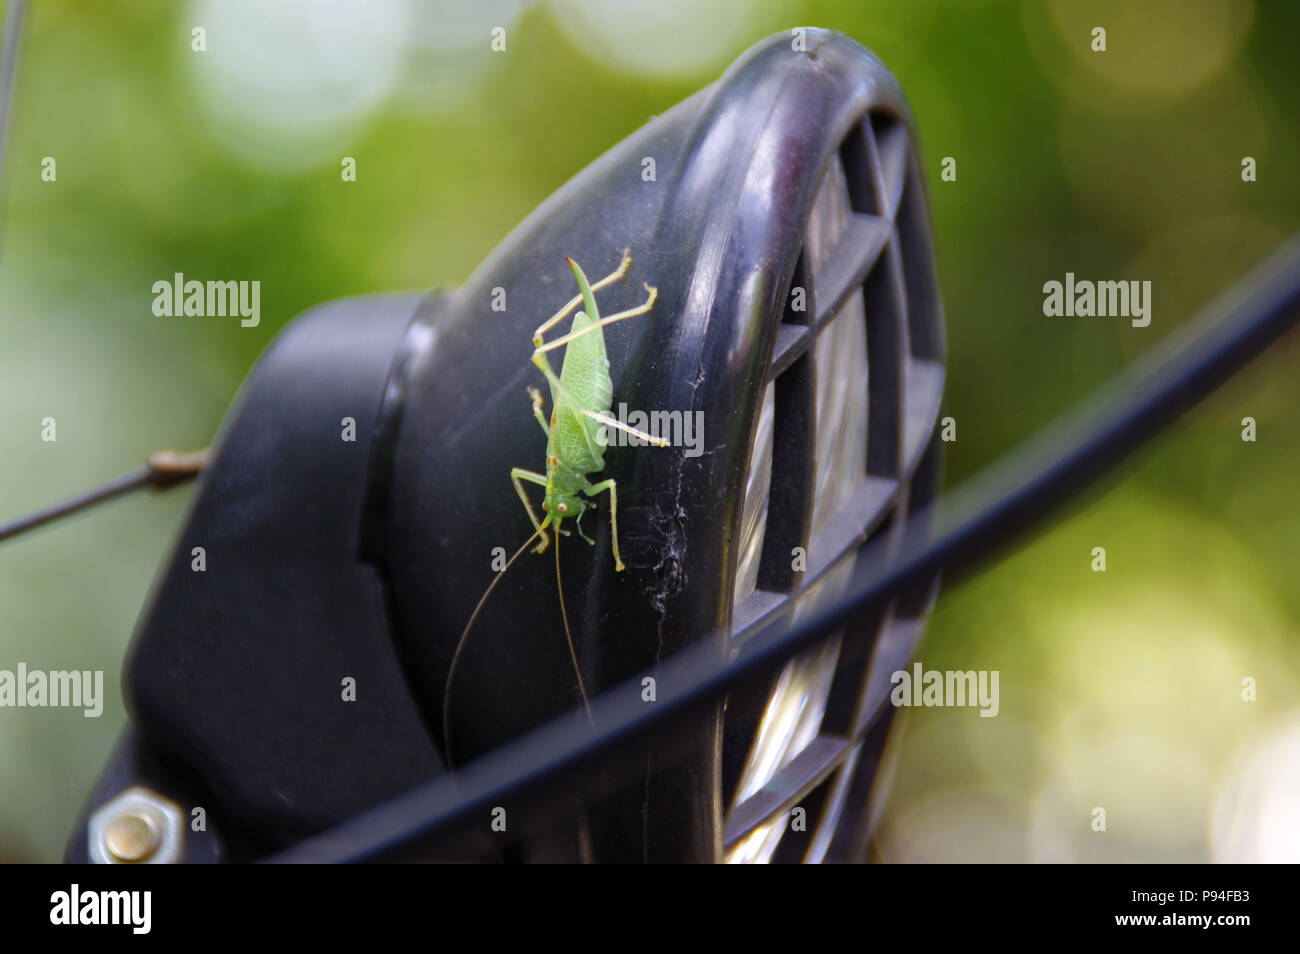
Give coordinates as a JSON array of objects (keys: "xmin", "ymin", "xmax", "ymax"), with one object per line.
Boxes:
[{"xmin": 557, "ymin": 502, "xmax": 568, "ymax": 514}]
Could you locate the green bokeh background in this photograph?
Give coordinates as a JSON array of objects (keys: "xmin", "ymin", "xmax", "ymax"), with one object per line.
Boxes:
[{"xmin": 0, "ymin": 0, "xmax": 1296, "ymax": 862}]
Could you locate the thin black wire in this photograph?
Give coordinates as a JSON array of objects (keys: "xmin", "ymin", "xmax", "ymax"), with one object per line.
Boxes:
[
  {"xmin": 0, "ymin": 3, "xmax": 212, "ymax": 544},
  {"xmin": 0, "ymin": 467, "xmax": 153, "ymax": 542},
  {"xmin": 0, "ymin": 449, "xmax": 208, "ymax": 542},
  {"xmin": 266, "ymin": 234, "xmax": 1300, "ymax": 863}
]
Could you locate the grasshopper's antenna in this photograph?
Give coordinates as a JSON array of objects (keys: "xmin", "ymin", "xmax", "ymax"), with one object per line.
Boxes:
[
  {"xmin": 554, "ymin": 528, "xmax": 594, "ymax": 727},
  {"xmin": 443, "ymin": 527, "xmax": 543, "ymax": 767},
  {"xmin": 0, "ymin": 447, "xmax": 209, "ymax": 543}
]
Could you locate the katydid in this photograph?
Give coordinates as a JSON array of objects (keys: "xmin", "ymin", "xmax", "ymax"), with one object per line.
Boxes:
[{"xmin": 442, "ymin": 250, "xmax": 668, "ymax": 765}]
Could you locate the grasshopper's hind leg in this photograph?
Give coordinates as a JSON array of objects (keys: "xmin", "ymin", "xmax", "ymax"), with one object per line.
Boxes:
[
  {"xmin": 582, "ymin": 409, "xmax": 669, "ymax": 447},
  {"xmin": 511, "ymin": 468, "xmax": 551, "ymax": 553},
  {"xmin": 532, "ymin": 249, "xmax": 634, "ymax": 344},
  {"xmin": 533, "ymin": 283, "xmax": 658, "ymax": 358},
  {"xmin": 527, "ymin": 281, "xmax": 659, "ymax": 445}
]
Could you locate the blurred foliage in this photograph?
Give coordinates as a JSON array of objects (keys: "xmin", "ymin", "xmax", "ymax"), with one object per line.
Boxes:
[{"xmin": 0, "ymin": 0, "xmax": 1296, "ymax": 861}]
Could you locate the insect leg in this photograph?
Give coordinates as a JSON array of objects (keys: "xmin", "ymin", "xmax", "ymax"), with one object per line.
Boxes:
[
  {"xmin": 582, "ymin": 409, "xmax": 670, "ymax": 447},
  {"xmin": 573, "ymin": 503, "xmax": 596, "ymax": 546},
  {"xmin": 526, "ymin": 386, "xmax": 550, "ymax": 438},
  {"xmin": 587, "ymin": 248, "xmax": 634, "ymax": 292},
  {"xmin": 533, "ymin": 292, "xmax": 584, "ymax": 349},
  {"xmin": 529, "ymin": 347, "xmax": 593, "ymax": 438},
  {"xmin": 532, "ymin": 249, "xmax": 633, "ymax": 345},
  {"xmin": 533, "ymin": 283, "xmax": 658, "ymax": 357},
  {"xmin": 530, "ymin": 356, "xmax": 610, "ymax": 462},
  {"xmin": 585, "ymin": 477, "xmax": 624, "ymax": 571},
  {"xmin": 511, "ymin": 467, "xmax": 551, "ymax": 553}
]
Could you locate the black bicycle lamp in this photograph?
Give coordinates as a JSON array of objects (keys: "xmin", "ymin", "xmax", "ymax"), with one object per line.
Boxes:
[{"xmin": 64, "ymin": 28, "xmax": 946, "ymax": 864}]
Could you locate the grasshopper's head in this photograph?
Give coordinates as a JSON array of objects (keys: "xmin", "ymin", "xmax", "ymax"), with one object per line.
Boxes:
[{"xmin": 544, "ymin": 493, "xmax": 587, "ymax": 527}]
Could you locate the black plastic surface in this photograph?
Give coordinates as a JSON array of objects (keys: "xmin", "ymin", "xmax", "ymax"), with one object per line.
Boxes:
[{"xmin": 120, "ymin": 292, "xmax": 446, "ymax": 846}]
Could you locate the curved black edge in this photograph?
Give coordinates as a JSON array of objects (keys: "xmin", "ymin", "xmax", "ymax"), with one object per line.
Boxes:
[
  {"xmin": 359, "ymin": 291, "xmax": 449, "ymax": 568},
  {"xmin": 583, "ymin": 29, "xmax": 914, "ymax": 862},
  {"xmin": 118, "ymin": 292, "xmax": 447, "ymax": 847},
  {"xmin": 264, "ymin": 234, "xmax": 1300, "ymax": 863}
]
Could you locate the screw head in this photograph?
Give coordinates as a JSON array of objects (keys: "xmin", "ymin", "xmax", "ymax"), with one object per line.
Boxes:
[
  {"xmin": 104, "ymin": 810, "xmax": 161, "ymax": 862},
  {"xmin": 88, "ymin": 787, "xmax": 184, "ymax": 864}
]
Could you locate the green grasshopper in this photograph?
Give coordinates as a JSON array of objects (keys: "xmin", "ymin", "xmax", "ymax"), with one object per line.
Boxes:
[{"xmin": 442, "ymin": 250, "xmax": 668, "ymax": 764}]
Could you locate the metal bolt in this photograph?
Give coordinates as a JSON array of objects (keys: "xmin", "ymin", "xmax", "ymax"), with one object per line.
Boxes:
[
  {"xmin": 103, "ymin": 810, "xmax": 161, "ymax": 862},
  {"xmin": 88, "ymin": 787, "xmax": 184, "ymax": 864}
]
